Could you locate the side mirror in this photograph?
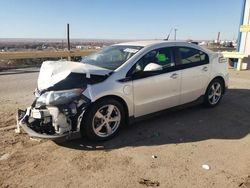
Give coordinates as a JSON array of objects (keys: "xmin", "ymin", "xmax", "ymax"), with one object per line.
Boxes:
[{"xmin": 144, "ymin": 63, "xmax": 163, "ymax": 72}]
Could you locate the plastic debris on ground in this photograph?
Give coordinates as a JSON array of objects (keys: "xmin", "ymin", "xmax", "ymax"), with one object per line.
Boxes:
[
  {"xmin": 202, "ymin": 164, "xmax": 210, "ymax": 170},
  {"xmin": 30, "ymin": 137, "xmax": 41, "ymax": 142},
  {"xmin": 0, "ymin": 153, "xmax": 10, "ymax": 161}
]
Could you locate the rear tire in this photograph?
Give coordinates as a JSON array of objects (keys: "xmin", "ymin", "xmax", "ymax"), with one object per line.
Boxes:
[
  {"xmin": 80, "ymin": 98, "xmax": 125, "ymax": 141},
  {"xmin": 204, "ymin": 78, "xmax": 224, "ymax": 107}
]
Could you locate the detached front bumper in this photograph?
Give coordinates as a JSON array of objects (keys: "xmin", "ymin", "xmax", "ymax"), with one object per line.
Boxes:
[
  {"xmin": 16, "ymin": 108, "xmax": 78, "ymax": 141},
  {"xmin": 19, "ymin": 119, "xmax": 69, "ymax": 140}
]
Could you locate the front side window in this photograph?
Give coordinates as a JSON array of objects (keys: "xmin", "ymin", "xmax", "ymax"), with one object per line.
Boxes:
[
  {"xmin": 177, "ymin": 47, "xmax": 209, "ymax": 66},
  {"xmin": 131, "ymin": 47, "xmax": 175, "ymax": 74},
  {"xmin": 81, "ymin": 45, "xmax": 142, "ymax": 70}
]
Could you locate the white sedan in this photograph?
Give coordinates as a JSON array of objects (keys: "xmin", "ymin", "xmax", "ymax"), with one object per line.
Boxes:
[{"xmin": 17, "ymin": 40, "xmax": 229, "ymax": 141}]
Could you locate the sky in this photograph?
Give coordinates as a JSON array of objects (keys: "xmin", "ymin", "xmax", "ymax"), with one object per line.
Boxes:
[{"xmin": 0, "ymin": 0, "xmax": 243, "ymax": 40}]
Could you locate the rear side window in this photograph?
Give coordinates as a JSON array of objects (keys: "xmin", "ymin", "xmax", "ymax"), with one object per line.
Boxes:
[{"xmin": 177, "ymin": 47, "xmax": 209, "ymax": 66}]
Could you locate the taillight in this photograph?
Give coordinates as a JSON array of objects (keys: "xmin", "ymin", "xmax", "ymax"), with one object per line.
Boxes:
[{"xmin": 219, "ymin": 57, "xmax": 227, "ymax": 63}]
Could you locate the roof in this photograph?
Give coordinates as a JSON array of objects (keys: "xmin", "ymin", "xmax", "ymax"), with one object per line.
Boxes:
[
  {"xmin": 114, "ymin": 40, "xmax": 214, "ymax": 54},
  {"xmin": 115, "ymin": 40, "xmax": 164, "ymax": 47},
  {"xmin": 115, "ymin": 40, "xmax": 196, "ymax": 47}
]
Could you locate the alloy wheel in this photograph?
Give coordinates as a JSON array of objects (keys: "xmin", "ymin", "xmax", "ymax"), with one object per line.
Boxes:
[
  {"xmin": 208, "ymin": 82, "xmax": 222, "ymax": 105},
  {"xmin": 92, "ymin": 104, "xmax": 121, "ymax": 138}
]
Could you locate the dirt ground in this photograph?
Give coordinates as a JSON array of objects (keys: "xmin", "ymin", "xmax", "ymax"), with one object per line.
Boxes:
[{"xmin": 0, "ymin": 69, "xmax": 250, "ymax": 188}]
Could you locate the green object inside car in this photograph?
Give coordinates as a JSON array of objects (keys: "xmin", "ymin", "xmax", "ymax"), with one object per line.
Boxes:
[{"xmin": 156, "ymin": 53, "xmax": 168, "ymax": 62}]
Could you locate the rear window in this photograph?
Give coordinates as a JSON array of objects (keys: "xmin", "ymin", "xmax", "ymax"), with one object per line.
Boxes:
[{"xmin": 178, "ymin": 47, "xmax": 209, "ymax": 65}]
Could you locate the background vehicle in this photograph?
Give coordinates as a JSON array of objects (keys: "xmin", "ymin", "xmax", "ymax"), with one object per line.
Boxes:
[{"xmin": 17, "ymin": 40, "xmax": 229, "ymax": 141}]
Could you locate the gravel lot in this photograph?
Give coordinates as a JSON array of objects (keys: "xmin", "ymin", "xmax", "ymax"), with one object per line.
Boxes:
[{"xmin": 0, "ymin": 69, "xmax": 250, "ymax": 188}]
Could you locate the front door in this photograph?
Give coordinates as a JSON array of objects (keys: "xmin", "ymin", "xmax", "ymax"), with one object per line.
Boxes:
[{"xmin": 130, "ymin": 47, "xmax": 181, "ymax": 117}]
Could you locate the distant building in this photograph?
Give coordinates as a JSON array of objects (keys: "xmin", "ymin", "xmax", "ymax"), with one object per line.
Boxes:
[
  {"xmin": 76, "ymin": 45, "xmax": 90, "ymax": 49},
  {"xmin": 95, "ymin": 46, "xmax": 101, "ymax": 50}
]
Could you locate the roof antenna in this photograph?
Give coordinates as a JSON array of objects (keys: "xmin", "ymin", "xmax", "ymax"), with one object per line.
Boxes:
[{"xmin": 165, "ymin": 28, "xmax": 173, "ymax": 40}]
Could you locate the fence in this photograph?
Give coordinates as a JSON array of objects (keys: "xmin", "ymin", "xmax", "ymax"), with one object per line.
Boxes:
[{"xmin": 0, "ymin": 50, "xmax": 96, "ymax": 60}]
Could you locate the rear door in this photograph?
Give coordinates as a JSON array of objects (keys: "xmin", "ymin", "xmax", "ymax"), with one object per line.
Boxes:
[{"xmin": 175, "ymin": 47, "xmax": 210, "ymax": 104}]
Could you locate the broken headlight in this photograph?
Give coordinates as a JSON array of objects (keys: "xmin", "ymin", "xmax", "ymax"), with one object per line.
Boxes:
[{"xmin": 36, "ymin": 88, "xmax": 84, "ymax": 107}]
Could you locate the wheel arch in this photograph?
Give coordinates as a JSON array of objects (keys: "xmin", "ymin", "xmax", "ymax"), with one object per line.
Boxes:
[
  {"xmin": 207, "ymin": 76, "xmax": 226, "ymax": 94},
  {"xmin": 85, "ymin": 95, "xmax": 130, "ymax": 125}
]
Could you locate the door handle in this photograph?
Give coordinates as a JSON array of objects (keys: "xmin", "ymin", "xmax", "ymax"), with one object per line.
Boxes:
[
  {"xmin": 202, "ymin": 66, "xmax": 208, "ymax": 72},
  {"xmin": 170, "ymin": 73, "xmax": 178, "ymax": 79}
]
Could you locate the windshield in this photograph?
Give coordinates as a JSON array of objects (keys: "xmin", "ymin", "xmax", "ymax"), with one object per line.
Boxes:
[{"xmin": 81, "ymin": 45, "xmax": 143, "ymax": 70}]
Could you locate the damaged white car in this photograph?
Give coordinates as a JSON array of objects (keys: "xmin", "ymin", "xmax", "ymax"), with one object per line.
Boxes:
[{"xmin": 17, "ymin": 40, "xmax": 228, "ymax": 141}]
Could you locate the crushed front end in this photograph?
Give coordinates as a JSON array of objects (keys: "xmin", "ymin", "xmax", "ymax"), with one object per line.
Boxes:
[
  {"xmin": 16, "ymin": 60, "xmax": 112, "ymax": 140},
  {"xmin": 17, "ymin": 88, "xmax": 91, "ymax": 140}
]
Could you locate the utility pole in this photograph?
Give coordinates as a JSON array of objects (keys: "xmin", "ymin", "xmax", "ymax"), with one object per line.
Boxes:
[
  {"xmin": 165, "ymin": 28, "xmax": 173, "ymax": 40},
  {"xmin": 67, "ymin": 23, "xmax": 71, "ymax": 60},
  {"xmin": 174, "ymin": 28, "xmax": 178, "ymax": 40},
  {"xmin": 67, "ymin": 23, "xmax": 70, "ymax": 51},
  {"xmin": 217, "ymin": 32, "xmax": 221, "ymax": 44}
]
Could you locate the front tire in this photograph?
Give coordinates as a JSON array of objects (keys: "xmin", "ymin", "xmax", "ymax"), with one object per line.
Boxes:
[
  {"xmin": 204, "ymin": 78, "xmax": 224, "ymax": 107},
  {"xmin": 81, "ymin": 98, "xmax": 125, "ymax": 141}
]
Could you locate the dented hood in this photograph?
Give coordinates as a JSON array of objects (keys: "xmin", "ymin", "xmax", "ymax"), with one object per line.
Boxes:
[{"xmin": 37, "ymin": 60, "xmax": 112, "ymax": 91}]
